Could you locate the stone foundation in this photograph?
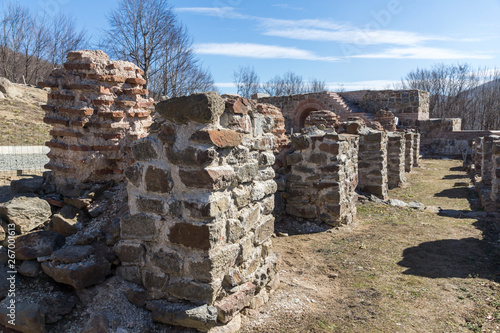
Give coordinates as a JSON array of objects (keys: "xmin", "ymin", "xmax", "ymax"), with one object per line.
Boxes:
[
  {"xmin": 283, "ymin": 129, "xmax": 359, "ymax": 226},
  {"xmin": 120, "ymin": 92, "xmax": 278, "ymax": 330},
  {"xmin": 357, "ymin": 130, "xmax": 388, "ymax": 200},
  {"xmin": 387, "ymin": 132, "xmax": 406, "ymax": 189},
  {"xmin": 39, "ymin": 50, "xmax": 153, "ymax": 190}
]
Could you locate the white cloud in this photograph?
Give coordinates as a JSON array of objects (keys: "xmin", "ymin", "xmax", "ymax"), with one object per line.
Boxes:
[
  {"xmin": 327, "ymin": 80, "xmax": 401, "ymax": 91},
  {"xmin": 194, "ymin": 43, "xmax": 339, "ymax": 62},
  {"xmin": 174, "ymin": 7, "xmax": 247, "ymax": 19},
  {"xmin": 262, "ymin": 27, "xmax": 447, "ymax": 45},
  {"xmin": 352, "ymin": 46, "xmax": 494, "ymax": 60},
  {"xmin": 270, "ymin": 4, "xmax": 304, "ymax": 11}
]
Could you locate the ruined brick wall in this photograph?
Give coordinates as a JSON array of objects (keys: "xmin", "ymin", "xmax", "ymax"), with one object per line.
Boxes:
[
  {"xmin": 304, "ymin": 110, "xmax": 340, "ymax": 129},
  {"xmin": 359, "ymin": 90, "xmax": 430, "ymax": 125},
  {"xmin": 405, "ymin": 132, "xmax": 415, "ymax": 173},
  {"xmin": 283, "ymin": 130, "xmax": 359, "ymax": 226},
  {"xmin": 357, "ymin": 131, "xmax": 388, "ymax": 200},
  {"xmin": 387, "ymin": 132, "xmax": 406, "ymax": 189},
  {"xmin": 40, "ymin": 50, "xmax": 152, "ymax": 189},
  {"xmin": 120, "ymin": 92, "xmax": 278, "ymax": 329},
  {"xmin": 373, "ymin": 110, "xmax": 397, "ymax": 131}
]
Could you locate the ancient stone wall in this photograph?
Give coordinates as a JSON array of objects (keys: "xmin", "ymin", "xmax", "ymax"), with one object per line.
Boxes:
[
  {"xmin": 283, "ymin": 129, "xmax": 359, "ymax": 226},
  {"xmin": 39, "ymin": 50, "xmax": 153, "ymax": 190},
  {"xmin": 357, "ymin": 131, "xmax": 388, "ymax": 200},
  {"xmin": 120, "ymin": 92, "xmax": 278, "ymax": 330},
  {"xmin": 492, "ymin": 138, "xmax": 500, "ymax": 211},
  {"xmin": 387, "ymin": 132, "xmax": 406, "ymax": 189},
  {"xmin": 359, "ymin": 90, "xmax": 430, "ymax": 125},
  {"xmin": 405, "ymin": 132, "xmax": 415, "ymax": 173},
  {"xmin": 413, "ymin": 133, "xmax": 421, "ymax": 167}
]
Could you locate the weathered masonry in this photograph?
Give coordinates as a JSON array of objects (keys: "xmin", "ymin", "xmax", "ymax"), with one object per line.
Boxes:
[
  {"xmin": 40, "ymin": 50, "xmax": 153, "ymax": 190},
  {"xmin": 473, "ymin": 135, "xmax": 500, "ymax": 213}
]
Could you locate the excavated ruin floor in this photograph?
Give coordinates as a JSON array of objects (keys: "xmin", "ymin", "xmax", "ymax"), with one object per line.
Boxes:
[
  {"xmin": 242, "ymin": 159, "xmax": 500, "ymax": 333},
  {"xmin": 1, "ymin": 159, "xmax": 499, "ymax": 332}
]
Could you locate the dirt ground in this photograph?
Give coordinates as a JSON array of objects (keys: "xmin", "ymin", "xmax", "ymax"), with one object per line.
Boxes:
[{"xmin": 241, "ymin": 159, "xmax": 500, "ymax": 333}]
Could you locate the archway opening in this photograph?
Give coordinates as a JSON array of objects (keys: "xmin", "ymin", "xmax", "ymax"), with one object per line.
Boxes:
[{"xmin": 299, "ymin": 107, "xmax": 319, "ymax": 129}]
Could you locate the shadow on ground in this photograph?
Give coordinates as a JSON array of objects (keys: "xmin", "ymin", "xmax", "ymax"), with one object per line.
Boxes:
[
  {"xmin": 442, "ymin": 174, "xmax": 469, "ymax": 180},
  {"xmin": 399, "ymin": 215, "xmax": 500, "ymax": 282}
]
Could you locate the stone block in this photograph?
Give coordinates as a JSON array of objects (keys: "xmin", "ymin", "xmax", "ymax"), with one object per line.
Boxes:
[
  {"xmin": 215, "ymin": 283, "xmax": 256, "ymax": 324},
  {"xmin": 156, "ymin": 91, "xmax": 224, "ymax": 124},
  {"xmin": 166, "ymin": 145, "xmax": 217, "ymax": 167},
  {"xmin": 132, "ymin": 138, "xmax": 158, "ymax": 161},
  {"xmin": 114, "ymin": 242, "xmax": 145, "ymax": 263},
  {"xmin": 136, "ymin": 196, "xmax": 166, "ymax": 215},
  {"xmin": 179, "ymin": 168, "xmax": 235, "ymax": 190},
  {"xmin": 0, "ymin": 196, "xmax": 52, "ymax": 234},
  {"xmin": 147, "ymin": 301, "xmax": 217, "ymax": 332},
  {"xmin": 165, "ymin": 280, "xmax": 215, "ymax": 304},
  {"xmin": 191, "ymin": 129, "xmax": 243, "ymax": 148},
  {"xmin": 145, "ymin": 166, "xmax": 172, "ymax": 193},
  {"xmin": 168, "ymin": 222, "xmax": 211, "ymax": 251},
  {"xmin": 121, "ymin": 214, "xmax": 157, "ymax": 240},
  {"xmin": 254, "ymin": 216, "xmax": 275, "ymax": 245}
]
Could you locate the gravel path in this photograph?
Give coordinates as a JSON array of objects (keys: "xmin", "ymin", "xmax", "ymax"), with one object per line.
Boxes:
[{"xmin": 0, "ymin": 153, "xmax": 49, "ymax": 171}]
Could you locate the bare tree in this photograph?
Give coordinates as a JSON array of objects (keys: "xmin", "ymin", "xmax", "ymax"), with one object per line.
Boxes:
[
  {"xmin": 401, "ymin": 63, "xmax": 500, "ymax": 130},
  {"xmin": 262, "ymin": 71, "xmax": 306, "ymax": 96},
  {"xmin": 103, "ymin": 0, "xmax": 215, "ymax": 95},
  {"xmin": 233, "ymin": 65, "xmax": 260, "ymax": 98},
  {"xmin": 103, "ymin": 0, "xmax": 175, "ymax": 90},
  {"xmin": 306, "ymin": 77, "xmax": 327, "ymax": 93},
  {"xmin": 48, "ymin": 14, "xmax": 87, "ymax": 67}
]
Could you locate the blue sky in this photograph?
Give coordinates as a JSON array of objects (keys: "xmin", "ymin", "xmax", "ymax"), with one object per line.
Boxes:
[{"xmin": 16, "ymin": 0, "xmax": 500, "ymax": 93}]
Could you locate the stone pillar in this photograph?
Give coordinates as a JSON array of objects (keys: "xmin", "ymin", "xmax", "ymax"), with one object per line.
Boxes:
[
  {"xmin": 39, "ymin": 50, "xmax": 153, "ymax": 190},
  {"xmin": 373, "ymin": 109, "xmax": 396, "ymax": 131},
  {"xmin": 478, "ymin": 136, "xmax": 499, "ymax": 212},
  {"xmin": 284, "ymin": 129, "xmax": 359, "ymax": 226},
  {"xmin": 413, "ymin": 132, "xmax": 421, "ymax": 167},
  {"xmin": 357, "ymin": 130, "xmax": 388, "ymax": 200},
  {"xmin": 120, "ymin": 92, "xmax": 278, "ymax": 331},
  {"xmin": 404, "ymin": 132, "xmax": 415, "ymax": 173},
  {"xmin": 474, "ymin": 138, "xmax": 483, "ymax": 175},
  {"xmin": 387, "ymin": 132, "xmax": 406, "ymax": 189},
  {"xmin": 481, "ymin": 136, "xmax": 496, "ymax": 187},
  {"xmin": 490, "ymin": 138, "xmax": 500, "ymax": 211}
]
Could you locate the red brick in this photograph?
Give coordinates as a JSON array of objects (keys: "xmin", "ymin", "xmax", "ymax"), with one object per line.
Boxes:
[
  {"xmin": 45, "ymin": 198, "xmax": 65, "ymax": 208},
  {"xmin": 70, "ymin": 120, "xmax": 89, "ymax": 127},
  {"xmin": 43, "ymin": 117, "xmax": 69, "ymax": 126},
  {"xmin": 125, "ymin": 77, "xmax": 147, "ymax": 85},
  {"xmin": 50, "ymin": 130, "xmax": 83, "ymax": 138},
  {"xmin": 123, "ymin": 88, "xmax": 148, "ymax": 95},
  {"xmin": 116, "ymin": 100, "xmax": 136, "ymax": 108},
  {"xmin": 215, "ymin": 283, "xmax": 256, "ymax": 323},
  {"xmin": 124, "ymin": 66, "xmax": 134, "ymax": 71},
  {"xmin": 69, "ymin": 145, "xmax": 93, "ymax": 152},
  {"xmin": 93, "ymin": 145, "xmax": 120, "ymax": 151},
  {"xmin": 41, "ymin": 105, "xmax": 55, "ymax": 112},
  {"xmin": 49, "ymin": 93, "xmax": 75, "ymax": 101},
  {"xmin": 98, "ymin": 111, "xmax": 125, "ymax": 119},
  {"xmin": 63, "ymin": 63, "xmax": 95, "ymax": 70},
  {"xmin": 92, "ymin": 99, "xmax": 114, "ymax": 106},
  {"xmin": 63, "ymin": 84, "xmax": 94, "ymax": 91},
  {"xmin": 136, "ymin": 68, "xmax": 145, "ymax": 76},
  {"xmin": 191, "ymin": 129, "xmax": 243, "ymax": 148},
  {"xmin": 106, "ymin": 63, "xmax": 118, "ymax": 70},
  {"xmin": 58, "ymin": 107, "xmax": 94, "ymax": 117},
  {"xmin": 46, "ymin": 141, "xmax": 68, "ymax": 150}
]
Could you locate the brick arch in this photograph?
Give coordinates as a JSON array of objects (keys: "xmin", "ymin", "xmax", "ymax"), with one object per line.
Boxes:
[{"xmin": 293, "ymin": 99, "xmax": 328, "ymax": 132}]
